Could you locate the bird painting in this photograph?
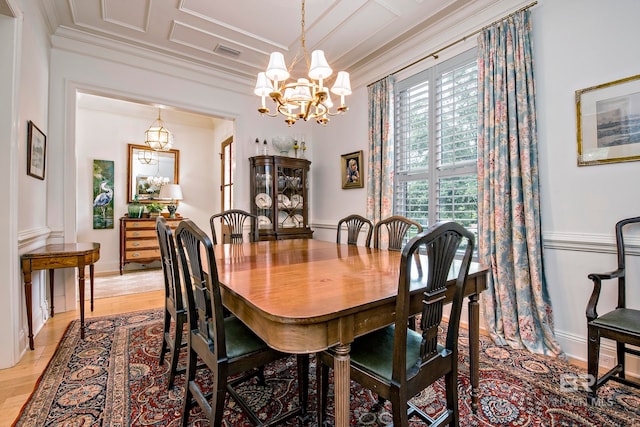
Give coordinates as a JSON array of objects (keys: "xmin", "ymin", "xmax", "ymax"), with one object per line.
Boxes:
[{"xmin": 93, "ymin": 180, "xmax": 113, "ymax": 219}]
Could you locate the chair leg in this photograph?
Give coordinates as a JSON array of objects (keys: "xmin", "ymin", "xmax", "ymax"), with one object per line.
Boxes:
[
  {"xmin": 372, "ymin": 395, "xmax": 386, "ymax": 412},
  {"xmin": 210, "ymin": 371, "xmax": 227, "ymax": 427},
  {"xmin": 587, "ymin": 326, "xmax": 600, "ymax": 405},
  {"xmin": 256, "ymin": 366, "xmax": 266, "ymax": 386},
  {"xmin": 316, "ymin": 354, "xmax": 329, "ymax": 426},
  {"xmin": 390, "ymin": 390, "xmax": 409, "ymax": 427},
  {"xmin": 616, "ymin": 342, "xmax": 626, "ymax": 379},
  {"xmin": 167, "ymin": 314, "xmax": 184, "ymax": 389},
  {"xmin": 444, "ymin": 370, "xmax": 459, "ymax": 427},
  {"xmin": 181, "ymin": 342, "xmax": 198, "ymax": 427},
  {"xmin": 159, "ymin": 310, "xmax": 170, "ymax": 366},
  {"xmin": 297, "ymin": 354, "xmax": 309, "ymax": 420}
]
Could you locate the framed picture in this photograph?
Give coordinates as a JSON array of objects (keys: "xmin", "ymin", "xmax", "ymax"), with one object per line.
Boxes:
[
  {"xmin": 576, "ymin": 74, "xmax": 640, "ymax": 166},
  {"xmin": 93, "ymin": 159, "xmax": 114, "ymax": 229},
  {"xmin": 27, "ymin": 120, "xmax": 46, "ymax": 180},
  {"xmin": 341, "ymin": 150, "xmax": 364, "ymax": 189}
]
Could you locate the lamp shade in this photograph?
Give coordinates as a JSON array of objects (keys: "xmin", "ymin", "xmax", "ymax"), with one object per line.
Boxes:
[
  {"xmin": 266, "ymin": 52, "xmax": 290, "ymax": 81},
  {"xmin": 254, "ymin": 72, "xmax": 272, "ymax": 96},
  {"xmin": 309, "ymin": 50, "xmax": 332, "ymax": 80},
  {"xmin": 331, "ymin": 71, "xmax": 352, "ymax": 96},
  {"xmin": 291, "ymin": 78, "xmax": 312, "ymax": 102},
  {"xmin": 158, "ymin": 183, "xmax": 183, "ymax": 201}
]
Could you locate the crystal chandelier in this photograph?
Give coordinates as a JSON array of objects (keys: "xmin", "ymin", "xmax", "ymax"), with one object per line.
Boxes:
[
  {"xmin": 147, "ymin": 175, "xmax": 169, "ymax": 187},
  {"xmin": 146, "ymin": 160, "xmax": 169, "ymax": 189},
  {"xmin": 145, "ymin": 108, "xmax": 173, "ymax": 151},
  {"xmin": 254, "ymin": 0, "xmax": 351, "ymax": 126}
]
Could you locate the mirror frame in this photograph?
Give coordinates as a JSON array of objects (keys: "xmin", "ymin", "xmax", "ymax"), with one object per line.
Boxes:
[{"xmin": 127, "ymin": 144, "xmax": 180, "ymax": 203}]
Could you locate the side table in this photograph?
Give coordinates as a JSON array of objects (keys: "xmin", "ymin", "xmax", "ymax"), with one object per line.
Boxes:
[{"xmin": 20, "ymin": 242, "xmax": 101, "ymax": 350}]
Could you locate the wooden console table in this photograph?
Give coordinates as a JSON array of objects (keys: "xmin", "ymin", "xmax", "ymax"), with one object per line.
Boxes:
[{"xmin": 20, "ymin": 243, "xmax": 101, "ymax": 350}]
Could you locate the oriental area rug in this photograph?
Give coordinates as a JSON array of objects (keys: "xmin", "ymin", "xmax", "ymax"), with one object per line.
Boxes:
[{"xmin": 13, "ymin": 309, "xmax": 640, "ymax": 426}]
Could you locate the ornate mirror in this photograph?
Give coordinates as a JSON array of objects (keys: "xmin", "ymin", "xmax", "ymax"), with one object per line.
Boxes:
[{"xmin": 127, "ymin": 144, "xmax": 180, "ymax": 202}]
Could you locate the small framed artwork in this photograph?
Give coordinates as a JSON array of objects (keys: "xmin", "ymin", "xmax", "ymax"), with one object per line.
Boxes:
[
  {"xmin": 341, "ymin": 150, "xmax": 364, "ymax": 189},
  {"xmin": 27, "ymin": 120, "xmax": 46, "ymax": 180},
  {"xmin": 576, "ymin": 74, "xmax": 640, "ymax": 166}
]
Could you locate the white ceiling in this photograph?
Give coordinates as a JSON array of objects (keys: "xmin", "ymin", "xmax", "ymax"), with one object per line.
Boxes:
[{"xmin": 40, "ymin": 0, "xmax": 480, "ymax": 86}]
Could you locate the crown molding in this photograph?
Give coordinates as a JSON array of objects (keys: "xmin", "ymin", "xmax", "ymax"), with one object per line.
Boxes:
[{"xmin": 50, "ymin": 27, "xmax": 256, "ymax": 96}]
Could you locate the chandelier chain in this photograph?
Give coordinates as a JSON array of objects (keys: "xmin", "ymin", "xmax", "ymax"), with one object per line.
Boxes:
[
  {"xmin": 289, "ymin": 0, "xmax": 309, "ymax": 73},
  {"xmin": 301, "ymin": 0, "xmax": 310, "ymax": 69}
]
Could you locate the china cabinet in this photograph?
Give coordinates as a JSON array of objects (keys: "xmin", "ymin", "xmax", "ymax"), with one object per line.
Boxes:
[{"xmin": 249, "ymin": 155, "xmax": 312, "ymax": 240}]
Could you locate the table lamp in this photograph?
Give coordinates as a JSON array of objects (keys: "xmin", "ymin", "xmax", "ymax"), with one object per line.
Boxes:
[{"xmin": 158, "ymin": 184, "xmax": 183, "ymax": 218}]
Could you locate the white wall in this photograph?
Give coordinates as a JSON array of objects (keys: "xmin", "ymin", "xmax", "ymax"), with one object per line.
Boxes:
[
  {"xmin": 533, "ymin": 0, "xmax": 640, "ymax": 368},
  {"xmin": 6, "ymin": 0, "xmax": 51, "ymax": 368}
]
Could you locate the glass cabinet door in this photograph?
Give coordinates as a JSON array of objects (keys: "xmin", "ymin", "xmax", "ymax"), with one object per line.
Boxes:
[
  {"xmin": 275, "ymin": 164, "xmax": 305, "ymax": 230},
  {"xmin": 254, "ymin": 164, "xmax": 273, "ymax": 230}
]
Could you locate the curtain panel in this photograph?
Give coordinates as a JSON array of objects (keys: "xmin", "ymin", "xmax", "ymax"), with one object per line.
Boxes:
[
  {"xmin": 366, "ymin": 76, "xmax": 395, "ymax": 224},
  {"xmin": 477, "ymin": 10, "xmax": 562, "ymax": 356}
]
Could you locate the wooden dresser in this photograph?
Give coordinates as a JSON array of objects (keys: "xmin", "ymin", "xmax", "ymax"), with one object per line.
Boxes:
[{"xmin": 119, "ymin": 216, "xmax": 184, "ymax": 274}]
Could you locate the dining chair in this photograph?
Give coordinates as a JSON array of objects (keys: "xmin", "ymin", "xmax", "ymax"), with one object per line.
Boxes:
[
  {"xmin": 317, "ymin": 221, "xmax": 475, "ymax": 427},
  {"xmin": 373, "ymin": 215, "xmax": 424, "ymax": 251},
  {"xmin": 175, "ymin": 220, "xmax": 308, "ymax": 426},
  {"xmin": 209, "ymin": 209, "xmax": 258, "ymax": 244},
  {"xmin": 586, "ymin": 216, "xmax": 640, "ymax": 404},
  {"xmin": 155, "ymin": 216, "xmax": 186, "ymax": 389},
  {"xmin": 336, "ymin": 214, "xmax": 373, "ymax": 247}
]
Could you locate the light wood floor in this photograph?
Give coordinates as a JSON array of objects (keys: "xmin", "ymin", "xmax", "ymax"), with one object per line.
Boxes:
[{"xmin": 0, "ymin": 290, "xmax": 164, "ymax": 427}]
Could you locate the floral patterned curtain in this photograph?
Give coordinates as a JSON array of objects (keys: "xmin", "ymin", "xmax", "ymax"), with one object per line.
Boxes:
[
  {"xmin": 366, "ymin": 76, "xmax": 394, "ymax": 225},
  {"xmin": 477, "ymin": 10, "xmax": 562, "ymax": 356}
]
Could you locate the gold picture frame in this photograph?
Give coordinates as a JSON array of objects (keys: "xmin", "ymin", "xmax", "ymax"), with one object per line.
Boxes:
[
  {"xmin": 341, "ymin": 150, "xmax": 364, "ymax": 189},
  {"xmin": 576, "ymin": 74, "xmax": 640, "ymax": 166}
]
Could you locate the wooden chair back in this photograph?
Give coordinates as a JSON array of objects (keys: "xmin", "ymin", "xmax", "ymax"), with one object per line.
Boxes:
[
  {"xmin": 209, "ymin": 209, "xmax": 258, "ymax": 244},
  {"xmin": 337, "ymin": 214, "xmax": 373, "ymax": 246},
  {"xmin": 373, "ymin": 215, "xmax": 423, "ymax": 251}
]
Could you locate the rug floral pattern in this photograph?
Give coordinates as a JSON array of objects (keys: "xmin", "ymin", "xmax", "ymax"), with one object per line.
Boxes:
[{"xmin": 13, "ymin": 310, "xmax": 640, "ymax": 426}]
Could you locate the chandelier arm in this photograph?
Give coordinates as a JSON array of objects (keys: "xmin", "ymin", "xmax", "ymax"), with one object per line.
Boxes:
[
  {"xmin": 325, "ymin": 106, "xmax": 349, "ymax": 116},
  {"xmin": 260, "ymin": 108, "xmax": 280, "ymax": 118}
]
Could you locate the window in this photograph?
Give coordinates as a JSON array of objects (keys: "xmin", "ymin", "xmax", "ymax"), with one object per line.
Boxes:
[
  {"xmin": 393, "ymin": 49, "xmax": 478, "ymax": 242},
  {"xmin": 220, "ymin": 136, "xmax": 233, "ymax": 210}
]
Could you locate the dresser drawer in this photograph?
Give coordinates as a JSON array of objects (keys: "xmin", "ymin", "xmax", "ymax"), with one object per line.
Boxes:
[
  {"xmin": 126, "ymin": 229, "xmax": 157, "ymax": 239},
  {"xmin": 125, "ymin": 239, "xmax": 159, "ymax": 250},
  {"xmin": 126, "ymin": 220, "xmax": 156, "ymax": 229},
  {"xmin": 125, "ymin": 248, "xmax": 161, "ymax": 261}
]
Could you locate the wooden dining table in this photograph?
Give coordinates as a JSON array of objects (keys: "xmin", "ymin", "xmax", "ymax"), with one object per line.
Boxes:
[{"xmin": 214, "ymin": 239, "xmax": 487, "ymax": 426}]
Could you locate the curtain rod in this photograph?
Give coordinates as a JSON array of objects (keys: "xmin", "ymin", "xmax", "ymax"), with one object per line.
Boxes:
[{"xmin": 368, "ymin": 1, "xmax": 537, "ymax": 87}]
